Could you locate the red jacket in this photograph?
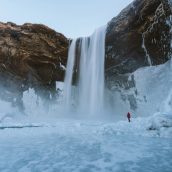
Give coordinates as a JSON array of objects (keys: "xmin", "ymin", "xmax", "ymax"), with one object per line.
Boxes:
[{"xmin": 127, "ymin": 112, "xmax": 131, "ymax": 118}]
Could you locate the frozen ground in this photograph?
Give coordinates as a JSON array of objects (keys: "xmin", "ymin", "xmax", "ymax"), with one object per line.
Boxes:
[
  {"xmin": 0, "ymin": 60, "xmax": 172, "ymax": 172},
  {"xmin": 0, "ymin": 114, "xmax": 172, "ymax": 172}
]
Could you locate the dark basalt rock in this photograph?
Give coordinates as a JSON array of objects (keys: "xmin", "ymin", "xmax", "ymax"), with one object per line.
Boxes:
[
  {"xmin": 105, "ymin": 0, "xmax": 172, "ymax": 79},
  {"xmin": 105, "ymin": 0, "xmax": 172, "ymax": 110},
  {"xmin": 0, "ymin": 0, "xmax": 172, "ymax": 111},
  {"xmin": 0, "ymin": 22, "xmax": 68, "ymax": 105}
]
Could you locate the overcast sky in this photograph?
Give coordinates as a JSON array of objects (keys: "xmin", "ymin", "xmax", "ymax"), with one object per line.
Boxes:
[{"xmin": 0, "ymin": 0, "xmax": 133, "ymax": 38}]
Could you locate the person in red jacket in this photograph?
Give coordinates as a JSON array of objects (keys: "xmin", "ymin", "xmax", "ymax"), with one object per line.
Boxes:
[{"xmin": 127, "ymin": 112, "xmax": 131, "ymax": 122}]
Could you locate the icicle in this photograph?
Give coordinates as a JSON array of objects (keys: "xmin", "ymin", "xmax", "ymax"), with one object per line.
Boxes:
[{"xmin": 141, "ymin": 3, "xmax": 166, "ymax": 66}]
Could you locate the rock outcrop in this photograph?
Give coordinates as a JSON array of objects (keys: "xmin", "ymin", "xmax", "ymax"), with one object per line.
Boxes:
[
  {"xmin": 105, "ymin": 0, "xmax": 172, "ymax": 78},
  {"xmin": 105, "ymin": 0, "xmax": 172, "ymax": 110},
  {"xmin": 0, "ymin": 0, "xmax": 172, "ymax": 111},
  {"xmin": 0, "ymin": 22, "xmax": 68, "ymax": 105}
]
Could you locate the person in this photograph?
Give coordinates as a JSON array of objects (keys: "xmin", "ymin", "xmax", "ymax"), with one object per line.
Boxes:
[{"xmin": 127, "ymin": 112, "xmax": 131, "ymax": 122}]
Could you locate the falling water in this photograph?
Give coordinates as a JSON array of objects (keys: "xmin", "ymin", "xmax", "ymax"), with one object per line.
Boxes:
[
  {"xmin": 63, "ymin": 39, "xmax": 77, "ymax": 110},
  {"xmin": 78, "ymin": 26, "xmax": 106, "ymax": 115},
  {"xmin": 63, "ymin": 26, "xmax": 107, "ymax": 115}
]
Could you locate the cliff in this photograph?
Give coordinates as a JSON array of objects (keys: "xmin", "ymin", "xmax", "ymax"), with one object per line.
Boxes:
[
  {"xmin": 105, "ymin": 0, "xmax": 172, "ymax": 77},
  {"xmin": 0, "ymin": 0, "xmax": 172, "ymax": 109},
  {"xmin": 0, "ymin": 22, "xmax": 68, "ymax": 104}
]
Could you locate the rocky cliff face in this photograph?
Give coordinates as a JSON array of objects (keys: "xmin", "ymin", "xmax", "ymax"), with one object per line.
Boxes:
[
  {"xmin": 0, "ymin": 22, "xmax": 68, "ymax": 106},
  {"xmin": 105, "ymin": 0, "xmax": 172, "ymax": 78},
  {"xmin": 105, "ymin": 0, "xmax": 172, "ymax": 110},
  {"xmin": 0, "ymin": 0, "xmax": 172, "ymax": 111}
]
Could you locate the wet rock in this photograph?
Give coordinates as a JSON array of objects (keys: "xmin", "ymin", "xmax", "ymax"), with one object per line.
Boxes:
[
  {"xmin": 105, "ymin": 0, "xmax": 172, "ymax": 110},
  {"xmin": 105, "ymin": 0, "xmax": 172, "ymax": 78},
  {"xmin": 0, "ymin": 22, "xmax": 68, "ymax": 105}
]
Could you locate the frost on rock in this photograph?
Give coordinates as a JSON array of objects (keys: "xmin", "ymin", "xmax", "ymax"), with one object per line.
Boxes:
[
  {"xmin": 141, "ymin": 3, "xmax": 167, "ymax": 66},
  {"xmin": 108, "ymin": 59, "xmax": 172, "ymax": 119},
  {"xmin": 147, "ymin": 113, "xmax": 172, "ymax": 130},
  {"xmin": 146, "ymin": 113, "xmax": 172, "ymax": 137}
]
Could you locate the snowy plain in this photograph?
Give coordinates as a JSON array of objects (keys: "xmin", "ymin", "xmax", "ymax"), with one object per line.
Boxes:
[
  {"xmin": 0, "ymin": 106, "xmax": 172, "ymax": 172},
  {"xmin": 0, "ymin": 113, "xmax": 172, "ymax": 172},
  {"xmin": 0, "ymin": 60, "xmax": 172, "ymax": 172}
]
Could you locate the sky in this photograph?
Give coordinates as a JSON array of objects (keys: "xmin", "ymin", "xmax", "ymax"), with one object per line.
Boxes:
[{"xmin": 0, "ymin": 0, "xmax": 133, "ymax": 38}]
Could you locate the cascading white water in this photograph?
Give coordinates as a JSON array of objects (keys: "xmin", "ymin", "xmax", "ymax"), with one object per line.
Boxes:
[
  {"xmin": 63, "ymin": 26, "xmax": 107, "ymax": 115},
  {"xmin": 63, "ymin": 39, "xmax": 77, "ymax": 110},
  {"xmin": 78, "ymin": 26, "xmax": 106, "ymax": 115}
]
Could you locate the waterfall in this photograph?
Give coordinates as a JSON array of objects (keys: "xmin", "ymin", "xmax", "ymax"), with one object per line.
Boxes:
[
  {"xmin": 63, "ymin": 39, "xmax": 77, "ymax": 110},
  {"xmin": 63, "ymin": 26, "xmax": 107, "ymax": 116},
  {"xmin": 78, "ymin": 26, "xmax": 106, "ymax": 115}
]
